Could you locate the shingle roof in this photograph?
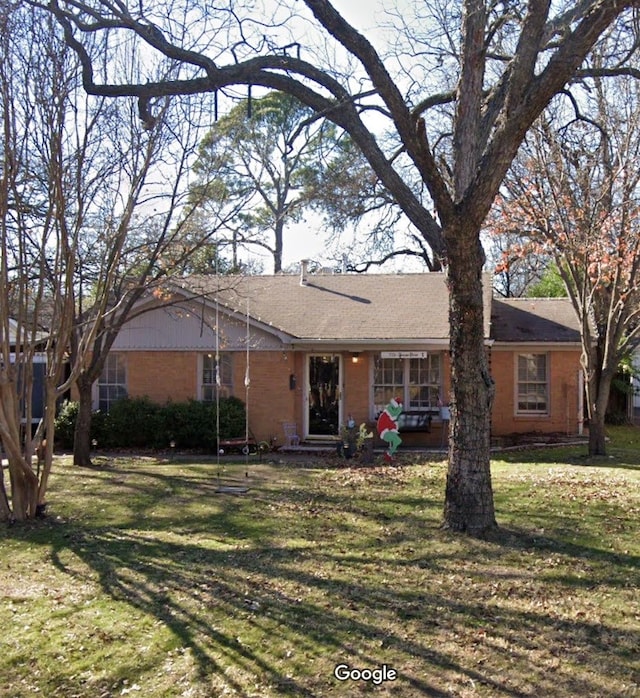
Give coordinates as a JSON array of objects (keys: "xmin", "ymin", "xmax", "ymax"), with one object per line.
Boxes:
[
  {"xmin": 490, "ymin": 298, "xmax": 581, "ymax": 343},
  {"xmin": 178, "ymin": 271, "xmax": 494, "ymax": 342}
]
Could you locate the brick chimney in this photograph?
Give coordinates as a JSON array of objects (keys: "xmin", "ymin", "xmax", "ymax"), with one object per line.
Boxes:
[{"xmin": 300, "ymin": 259, "xmax": 309, "ymax": 286}]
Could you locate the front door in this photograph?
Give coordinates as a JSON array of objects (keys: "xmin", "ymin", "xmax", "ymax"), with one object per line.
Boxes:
[{"xmin": 307, "ymin": 354, "xmax": 341, "ymax": 437}]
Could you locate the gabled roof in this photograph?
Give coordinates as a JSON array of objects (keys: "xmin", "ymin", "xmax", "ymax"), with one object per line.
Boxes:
[
  {"xmin": 177, "ymin": 271, "xmax": 494, "ymax": 342},
  {"xmin": 2, "ymin": 318, "xmax": 49, "ymax": 348},
  {"xmin": 490, "ymin": 297, "xmax": 581, "ymax": 343}
]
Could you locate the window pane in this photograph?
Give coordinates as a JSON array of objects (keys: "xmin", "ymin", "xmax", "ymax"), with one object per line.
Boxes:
[
  {"xmin": 408, "ymin": 357, "xmax": 440, "ymax": 409},
  {"xmin": 517, "ymin": 354, "xmax": 547, "ymax": 413},
  {"xmin": 201, "ymin": 353, "xmax": 233, "ymax": 401},
  {"xmin": 98, "ymin": 354, "xmax": 127, "ymax": 412},
  {"xmin": 373, "ymin": 358, "xmax": 404, "ymax": 414},
  {"xmin": 373, "ymin": 354, "xmax": 441, "ymax": 415}
]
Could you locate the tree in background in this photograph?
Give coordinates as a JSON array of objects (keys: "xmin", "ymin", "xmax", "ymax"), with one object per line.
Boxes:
[
  {"xmin": 487, "ymin": 73, "xmax": 640, "ymax": 455},
  {"xmin": 527, "ymin": 265, "xmax": 567, "ymax": 299},
  {"xmin": 190, "ymin": 90, "xmax": 370, "ymax": 273},
  {"xmin": 0, "ymin": 6, "xmax": 246, "ymax": 502},
  {"xmin": 67, "ymin": 88, "xmax": 255, "ymax": 467},
  {"xmin": 41, "ymin": 0, "xmax": 640, "ymax": 535}
]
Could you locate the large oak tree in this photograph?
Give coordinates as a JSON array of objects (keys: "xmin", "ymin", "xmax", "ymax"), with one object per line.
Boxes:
[{"xmin": 38, "ymin": 0, "xmax": 640, "ymax": 535}]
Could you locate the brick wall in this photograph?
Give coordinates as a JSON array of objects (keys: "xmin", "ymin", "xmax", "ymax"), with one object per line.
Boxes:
[
  {"xmin": 100, "ymin": 350, "xmax": 298, "ymax": 444},
  {"xmin": 87, "ymin": 346, "xmax": 581, "ymax": 448},
  {"xmin": 240, "ymin": 351, "xmax": 299, "ymax": 444},
  {"xmin": 126, "ymin": 351, "xmax": 197, "ymax": 403},
  {"xmin": 343, "ymin": 356, "xmax": 370, "ymax": 427},
  {"xmin": 491, "ymin": 348, "xmax": 582, "ymax": 436}
]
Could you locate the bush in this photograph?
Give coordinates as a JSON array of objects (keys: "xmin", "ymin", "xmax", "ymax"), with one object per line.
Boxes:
[
  {"xmin": 159, "ymin": 397, "xmax": 246, "ymax": 450},
  {"xmin": 54, "ymin": 400, "xmax": 79, "ymax": 449},
  {"xmin": 101, "ymin": 397, "xmax": 161, "ymax": 448},
  {"xmin": 54, "ymin": 396, "xmax": 247, "ymax": 451},
  {"xmin": 54, "ymin": 400, "xmax": 110, "ymax": 450},
  {"xmin": 605, "ymin": 410, "xmax": 629, "ymax": 426},
  {"xmin": 159, "ymin": 400, "xmax": 216, "ymax": 450},
  {"xmin": 217, "ymin": 396, "xmax": 247, "ymax": 442}
]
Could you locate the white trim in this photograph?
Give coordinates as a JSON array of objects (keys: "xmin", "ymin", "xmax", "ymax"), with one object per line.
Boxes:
[
  {"xmin": 370, "ymin": 351, "xmax": 444, "ymax": 420},
  {"xmin": 93, "ymin": 352, "xmax": 128, "ymax": 412},
  {"xmin": 305, "ymin": 353, "xmax": 343, "ymax": 439},
  {"xmin": 199, "ymin": 351, "xmax": 233, "ymax": 402},
  {"xmin": 196, "ymin": 353, "xmax": 204, "ymax": 402},
  {"xmin": 292, "ymin": 338, "xmax": 451, "ymax": 348},
  {"xmin": 578, "ymin": 369, "xmax": 584, "ymax": 435},
  {"xmin": 514, "ymin": 352, "xmax": 550, "ymax": 417}
]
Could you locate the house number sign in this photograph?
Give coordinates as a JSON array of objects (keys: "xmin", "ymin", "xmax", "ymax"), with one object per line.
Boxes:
[{"xmin": 380, "ymin": 351, "xmax": 428, "ymax": 359}]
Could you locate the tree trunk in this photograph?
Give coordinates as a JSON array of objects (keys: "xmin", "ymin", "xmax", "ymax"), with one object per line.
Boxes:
[
  {"xmin": 588, "ymin": 409, "xmax": 607, "ymax": 456},
  {"xmin": 273, "ymin": 214, "xmax": 284, "ymax": 274},
  {"xmin": 36, "ymin": 387, "xmax": 59, "ymax": 506},
  {"xmin": 0, "ymin": 461, "xmax": 12, "ymax": 522},
  {"xmin": 587, "ymin": 370, "xmax": 613, "ymax": 456},
  {"xmin": 442, "ymin": 225, "xmax": 497, "ymax": 536},
  {"xmin": 6, "ymin": 455, "xmax": 38, "ymax": 521},
  {"xmin": 73, "ymin": 377, "xmax": 94, "ymax": 466}
]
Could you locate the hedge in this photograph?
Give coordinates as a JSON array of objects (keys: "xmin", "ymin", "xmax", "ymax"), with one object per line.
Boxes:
[{"xmin": 55, "ymin": 396, "xmax": 247, "ymax": 451}]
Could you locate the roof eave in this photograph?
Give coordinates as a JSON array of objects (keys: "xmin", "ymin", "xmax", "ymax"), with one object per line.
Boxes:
[{"xmin": 491, "ymin": 341, "xmax": 582, "ymax": 349}]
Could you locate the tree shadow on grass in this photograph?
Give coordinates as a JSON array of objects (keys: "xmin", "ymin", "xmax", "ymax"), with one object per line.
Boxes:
[
  {"xmin": 494, "ymin": 437, "xmax": 640, "ymax": 472},
  {"xmin": 27, "ymin": 461, "xmax": 640, "ymax": 696},
  {"xmin": 47, "ymin": 527, "xmax": 468, "ymax": 696}
]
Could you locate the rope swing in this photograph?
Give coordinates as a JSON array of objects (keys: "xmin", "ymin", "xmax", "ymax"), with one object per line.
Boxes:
[
  {"xmin": 214, "ymin": 273, "xmax": 251, "ymax": 494},
  {"xmin": 244, "ymin": 297, "xmax": 251, "ymax": 471}
]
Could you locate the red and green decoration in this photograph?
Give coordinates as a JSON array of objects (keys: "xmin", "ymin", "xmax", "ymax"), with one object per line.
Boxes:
[{"xmin": 376, "ymin": 397, "xmax": 403, "ymax": 462}]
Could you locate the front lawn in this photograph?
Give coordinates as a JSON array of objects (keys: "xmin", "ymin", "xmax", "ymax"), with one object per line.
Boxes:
[{"xmin": 1, "ymin": 430, "xmax": 639, "ymax": 696}]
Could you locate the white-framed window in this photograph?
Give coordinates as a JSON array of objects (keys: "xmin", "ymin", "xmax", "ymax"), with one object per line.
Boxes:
[
  {"xmin": 201, "ymin": 352, "xmax": 233, "ymax": 401},
  {"xmin": 373, "ymin": 354, "xmax": 441, "ymax": 415},
  {"xmin": 516, "ymin": 353, "xmax": 548, "ymax": 415},
  {"xmin": 98, "ymin": 353, "xmax": 128, "ymax": 412}
]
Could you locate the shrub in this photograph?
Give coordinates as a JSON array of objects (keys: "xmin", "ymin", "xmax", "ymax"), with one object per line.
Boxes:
[
  {"xmin": 54, "ymin": 400, "xmax": 79, "ymax": 449},
  {"xmin": 159, "ymin": 400, "xmax": 216, "ymax": 450},
  {"xmin": 54, "ymin": 400, "xmax": 110, "ymax": 450},
  {"xmin": 101, "ymin": 397, "xmax": 161, "ymax": 448},
  {"xmin": 217, "ymin": 396, "xmax": 247, "ymax": 442},
  {"xmin": 605, "ymin": 410, "xmax": 629, "ymax": 426},
  {"xmin": 158, "ymin": 398, "xmax": 246, "ymax": 450},
  {"xmin": 54, "ymin": 396, "xmax": 247, "ymax": 451}
]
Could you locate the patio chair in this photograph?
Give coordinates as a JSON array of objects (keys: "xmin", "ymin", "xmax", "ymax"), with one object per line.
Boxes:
[{"xmin": 283, "ymin": 422, "xmax": 300, "ymax": 447}]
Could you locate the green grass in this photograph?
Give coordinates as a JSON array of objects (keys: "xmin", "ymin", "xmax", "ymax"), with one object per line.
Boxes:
[{"xmin": 1, "ymin": 428, "xmax": 639, "ymax": 697}]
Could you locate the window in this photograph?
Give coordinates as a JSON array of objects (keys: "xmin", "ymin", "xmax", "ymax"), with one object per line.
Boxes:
[
  {"xmin": 373, "ymin": 354, "xmax": 441, "ymax": 415},
  {"xmin": 408, "ymin": 354, "xmax": 441, "ymax": 409},
  {"xmin": 98, "ymin": 353, "xmax": 127, "ymax": 412},
  {"xmin": 201, "ymin": 352, "xmax": 233, "ymax": 401},
  {"xmin": 373, "ymin": 356, "xmax": 404, "ymax": 412},
  {"xmin": 517, "ymin": 353, "xmax": 548, "ymax": 414}
]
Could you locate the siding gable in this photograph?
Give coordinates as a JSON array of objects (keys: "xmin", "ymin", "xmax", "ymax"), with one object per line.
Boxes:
[{"xmin": 112, "ymin": 304, "xmax": 283, "ymax": 351}]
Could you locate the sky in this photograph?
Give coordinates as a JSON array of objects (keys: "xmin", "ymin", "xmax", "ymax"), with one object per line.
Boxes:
[
  {"xmin": 251, "ymin": 0, "xmax": 421, "ymax": 275},
  {"xmin": 191, "ymin": 0, "xmax": 431, "ymax": 276}
]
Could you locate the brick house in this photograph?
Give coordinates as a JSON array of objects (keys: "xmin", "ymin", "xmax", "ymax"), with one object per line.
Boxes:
[{"xmin": 96, "ymin": 269, "xmax": 584, "ymax": 447}]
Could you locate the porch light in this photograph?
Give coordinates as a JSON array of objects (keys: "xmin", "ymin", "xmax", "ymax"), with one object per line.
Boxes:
[{"xmin": 351, "ymin": 352, "xmax": 360, "ymax": 364}]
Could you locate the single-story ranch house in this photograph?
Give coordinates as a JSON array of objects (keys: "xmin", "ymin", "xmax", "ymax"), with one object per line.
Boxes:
[{"xmin": 95, "ymin": 267, "xmax": 585, "ymax": 448}]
